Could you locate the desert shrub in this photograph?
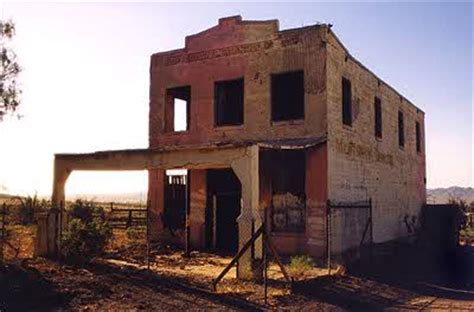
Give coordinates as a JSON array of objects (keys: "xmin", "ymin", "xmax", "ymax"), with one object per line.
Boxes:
[
  {"xmin": 68, "ymin": 199, "xmax": 105, "ymax": 223},
  {"xmin": 17, "ymin": 195, "xmax": 49, "ymax": 225},
  {"xmin": 61, "ymin": 202, "xmax": 111, "ymax": 263},
  {"xmin": 126, "ymin": 226, "xmax": 145, "ymax": 241},
  {"xmin": 287, "ymin": 255, "xmax": 314, "ymax": 279}
]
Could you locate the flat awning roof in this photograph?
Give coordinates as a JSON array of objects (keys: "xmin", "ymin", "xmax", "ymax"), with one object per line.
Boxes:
[
  {"xmin": 55, "ymin": 136, "xmax": 327, "ymax": 159},
  {"xmin": 256, "ymin": 136, "xmax": 326, "ymax": 150}
]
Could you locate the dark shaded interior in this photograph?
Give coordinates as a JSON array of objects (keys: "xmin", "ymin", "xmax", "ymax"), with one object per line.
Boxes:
[
  {"xmin": 214, "ymin": 78, "xmax": 244, "ymax": 126},
  {"xmin": 342, "ymin": 77, "xmax": 352, "ymax": 126},
  {"xmin": 205, "ymin": 169, "xmax": 241, "ymax": 254},
  {"xmin": 271, "ymin": 71, "xmax": 304, "ymax": 121}
]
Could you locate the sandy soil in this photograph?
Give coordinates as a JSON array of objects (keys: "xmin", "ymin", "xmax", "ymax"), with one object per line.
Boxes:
[{"xmin": 1, "ymin": 226, "xmax": 473, "ymax": 311}]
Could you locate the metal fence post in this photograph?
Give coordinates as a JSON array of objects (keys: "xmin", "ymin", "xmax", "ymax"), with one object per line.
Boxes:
[
  {"xmin": 327, "ymin": 199, "xmax": 331, "ymax": 274},
  {"xmin": 262, "ymin": 206, "xmax": 268, "ymax": 305},
  {"xmin": 369, "ymin": 198, "xmax": 373, "ymax": 262},
  {"xmin": 1, "ymin": 203, "xmax": 5, "ymax": 265},
  {"xmin": 184, "ymin": 170, "xmax": 190, "ymax": 257},
  {"xmin": 146, "ymin": 199, "xmax": 150, "ymax": 271}
]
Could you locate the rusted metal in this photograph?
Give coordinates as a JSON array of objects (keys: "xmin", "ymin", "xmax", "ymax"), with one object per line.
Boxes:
[
  {"xmin": 212, "ymin": 225, "xmax": 264, "ymax": 290},
  {"xmin": 264, "ymin": 232, "xmax": 293, "ymax": 284}
]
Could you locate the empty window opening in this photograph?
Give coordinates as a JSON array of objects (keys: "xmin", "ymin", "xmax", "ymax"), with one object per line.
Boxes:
[
  {"xmin": 165, "ymin": 86, "xmax": 190, "ymax": 132},
  {"xmin": 416, "ymin": 121, "xmax": 421, "ymax": 153},
  {"xmin": 398, "ymin": 111, "xmax": 405, "ymax": 148},
  {"xmin": 271, "ymin": 71, "xmax": 304, "ymax": 121},
  {"xmin": 271, "ymin": 150, "xmax": 306, "ymax": 232},
  {"xmin": 374, "ymin": 96, "xmax": 382, "ymax": 138},
  {"xmin": 214, "ymin": 78, "xmax": 244, "ymax": 126},
  {"xmin": 174, "ymin": 99, "xmax": 187, "ymax": 131},
  {"xmin": 342, "ymin": 77, "xmax": 352, "ymax": 126}
]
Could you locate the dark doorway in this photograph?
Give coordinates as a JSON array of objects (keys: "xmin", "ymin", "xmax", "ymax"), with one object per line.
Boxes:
[
  {"xmin": 205, "ymin": 169, "xmax": 241, "ymax": 254},
  {"xmin": 163, "ymin": 172, "xmax": 187, "ymax": 233}
]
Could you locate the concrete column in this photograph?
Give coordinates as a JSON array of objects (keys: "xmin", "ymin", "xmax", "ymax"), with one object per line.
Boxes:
[
  {"xmin": 51, "ymin": 159, "xmax": 71, "ymax": 208},
  {"xmin": 148, "ymin": 169, "xmax": 166, "ymax": 241},
  {"xmin": 231, "ymin": 145, "xmax": 260, "ymax": 280},
  {"xmin": 305, "ymin": 144, "xmax": 328, "ymax": 258},
  {"xmin": 189, "ymin": 169, "xmax": 207, "ymax": 249}
]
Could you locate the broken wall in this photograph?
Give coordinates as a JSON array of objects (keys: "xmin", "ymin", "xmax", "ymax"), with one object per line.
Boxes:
[{"xmin": 149, "ymin": 18, "xmax": 327, "ymax": 148}]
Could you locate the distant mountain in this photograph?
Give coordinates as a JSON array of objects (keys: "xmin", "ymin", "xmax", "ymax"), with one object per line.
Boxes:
[{"xmin": 427, "ymin": 186, "xmax": 474, "ymax": 204}]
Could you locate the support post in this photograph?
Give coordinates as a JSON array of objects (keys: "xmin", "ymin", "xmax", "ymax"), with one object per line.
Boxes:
[
  {"xmin": 184, "ymin": 170, "xmax": 190, "ymax": 257},
  {"xmin": 146, "ymin": 199, "xmax": 150, "ymax": 270},
  {"xmin": 263, "ymin": 205, "xmax": 268, "ymax": 305},
  {"xmin": 1, "ymin": 203, "xmax": 5, "ymax": 265},
  {"xmin": 231, "ymin": 145, "xmax": 260, "ymax": 280},
  {"xmin": 327, "ymin": 199, "xmax": 331, "ymax": 274},
  {"xmin": 212, "ymin": 194, "xmax": 217, "ymax": 250}
]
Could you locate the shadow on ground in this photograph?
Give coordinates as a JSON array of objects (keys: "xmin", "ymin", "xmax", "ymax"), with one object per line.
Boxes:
[
  {"xmin": 292, "ymin": 242, "xmax": 474, "ymax": 310},
  {"xmin": 0, "ymin": 262, "xmax": 70, "ymax": 311}
]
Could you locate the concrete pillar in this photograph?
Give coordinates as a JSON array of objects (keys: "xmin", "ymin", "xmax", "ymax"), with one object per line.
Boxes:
[
  {"xmin": 305, "ymin": 144, "xmax": 328, "ymax": 257},
  {"xmin": 148, "ymin": 169, "xmax": 165, "ymax": 241},
  {"xmin": 189, "ymin": 169, "xmax": 206, "ymax": 249},
  {"xmin": 231, "ymin": 145, "xmax": 260, "ymax": 280},
  {"xmin": 51, "ymin": 160, "xmax": 71, "ymax": 208}
]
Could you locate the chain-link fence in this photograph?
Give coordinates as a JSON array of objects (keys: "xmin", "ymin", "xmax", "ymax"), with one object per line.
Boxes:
[{"xmin": 327, "ymin": 199, "xmax": 373, "ymax": 271}]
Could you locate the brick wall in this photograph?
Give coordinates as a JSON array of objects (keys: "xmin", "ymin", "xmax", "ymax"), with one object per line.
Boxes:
[
  {"xmin": 148, "ymin": 18, "xmax": 327, "ymax": 148},
  {"xmin": 325, "ymin": 31, "xmax": 426, "ymax": 251}
]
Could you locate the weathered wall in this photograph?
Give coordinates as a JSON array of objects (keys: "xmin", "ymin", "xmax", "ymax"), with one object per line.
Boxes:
[
  {"xmin": 188, "ymin": 169, "xmax": 207, "ymax": 248},
  {"xmin": 148, "ymin": 16, "xmax": 329, "ymax": 258},
  {"xmin": 325, "ymin": 31, "xmax": 426, "ymax": 252},
  {"xmin": 149, "ymin": 16, "xmax": 327, "ymax": 148},
  {"xmin": 259, "ymin": 145, "xmax": 328, "ymax": 258}
]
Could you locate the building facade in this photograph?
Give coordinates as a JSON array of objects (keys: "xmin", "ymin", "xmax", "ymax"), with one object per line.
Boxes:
[
  {"xmin": 147, "ymin": 15, "xmax": 426, "ymax": 257},
  {"xmin": 48, "ymin": 16, "xmax": 426, "ymax": 279}
]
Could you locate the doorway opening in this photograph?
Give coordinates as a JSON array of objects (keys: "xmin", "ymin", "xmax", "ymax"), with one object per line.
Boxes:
[{"xmin": 205, "ymin": 169, "xmax": 241, "ymax": 254}]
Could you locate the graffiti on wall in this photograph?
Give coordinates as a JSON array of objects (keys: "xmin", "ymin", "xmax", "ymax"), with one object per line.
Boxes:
[{"xmin": 333, "ymin": 138, "xmax": 394, "ymax": 167}]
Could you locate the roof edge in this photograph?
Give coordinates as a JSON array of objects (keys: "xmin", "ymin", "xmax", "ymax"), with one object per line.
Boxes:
[{"xmin": 328, "ymin": 28, "xmax": 425, "ymax": 114}]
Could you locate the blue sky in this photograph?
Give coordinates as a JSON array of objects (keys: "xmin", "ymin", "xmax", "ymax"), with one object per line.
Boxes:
[{"xmin": 0, "ymin": 2, "xmax": 471, "ymax": 195}]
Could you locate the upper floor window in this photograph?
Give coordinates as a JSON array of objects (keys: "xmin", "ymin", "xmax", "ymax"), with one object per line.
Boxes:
[
  {"xmin": 416, "ymin": 121, "xmax": 421, "ymax": 153},
  {"xmin": 271, "ymin": 71, "xmax": 304, "ymax": 122},
  {"xmin": 374, "ymin": 96, "xmax": 382, "ymax": 138},
  {"xmin": 214, "ymin": 78, "xmax": 244, "ymax": 126},
  {"xmin": 165, "ymin": 86, "xmax": 190, "ymax": 132},
  {"xmin": 342, "ymin": 77, "xmax": 352, "ymax": 126},
  {"xmin": 398, "ymin": 110, "xmax": 405, "ymax": 148}
]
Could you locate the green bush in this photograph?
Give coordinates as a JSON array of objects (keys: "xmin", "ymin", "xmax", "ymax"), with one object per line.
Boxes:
[
  {"xmin": 61, "ymin": 200, "xmax": 111, "ymax": 263},
  {"xmin": 287, "ymin": 255, "xmax": 314, "ymax": 279}
]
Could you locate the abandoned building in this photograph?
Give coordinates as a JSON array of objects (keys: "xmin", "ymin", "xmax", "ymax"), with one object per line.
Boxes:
[{"xmin": 43, "ymin": 16, "xmax": 426, "ymax": 279}]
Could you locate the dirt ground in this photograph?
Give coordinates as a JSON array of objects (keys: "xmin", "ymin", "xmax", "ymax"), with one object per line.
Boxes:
[{"xmin": 1, "ymin": 226, "xmax": 474, "ymax": 311}]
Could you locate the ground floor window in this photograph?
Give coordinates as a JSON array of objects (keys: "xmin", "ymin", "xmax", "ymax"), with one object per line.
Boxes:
[{"xmin": 270, "ymin": 150, "xmax": 306, "ymax": 232}]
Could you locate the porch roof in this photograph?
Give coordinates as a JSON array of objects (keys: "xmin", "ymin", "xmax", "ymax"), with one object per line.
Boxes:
[{"xmin": 55, "ymin": 136, "xmax": 327, "ymax": 159}]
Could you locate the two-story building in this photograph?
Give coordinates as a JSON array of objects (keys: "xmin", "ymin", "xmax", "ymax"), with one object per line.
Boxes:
[{"xmin": 49, "ymin": 16, "xmax": 426, "ymax": 279}]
